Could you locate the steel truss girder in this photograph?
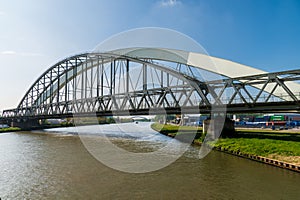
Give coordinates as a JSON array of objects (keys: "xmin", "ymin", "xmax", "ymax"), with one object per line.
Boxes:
[
  {"xmin": 205, "ymin": 69, "xmax": 300, "ymax": 107},
  {"xmin": 2, "ymin": 54, "xmax": 300, "ymax": 119},
  {"xmin": 3, "ymin": 53, "xmax": 212, "ymax": 118}
]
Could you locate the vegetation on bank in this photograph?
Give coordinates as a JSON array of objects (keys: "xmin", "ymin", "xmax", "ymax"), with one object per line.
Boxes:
[
  {"xmin": 151, "ymin": 123, "xmax": 300, "ymax": 165},
  {"xmin": 210, "ymin": 138, "xmax": 300, "ymax": 164},
  {"xmin": 0, "ymin": 127, "xmax": 21, "ymax": 133},
  {"xmin": 151, "ymin": 123, "xmax": 203, "ymax": 139},
  {"xmin": 209, "ymin": 130, "xmax": 300, "ymax": 165}
]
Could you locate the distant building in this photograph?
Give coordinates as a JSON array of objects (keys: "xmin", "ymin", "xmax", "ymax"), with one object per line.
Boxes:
[{"xmin": 182, "ymin": 114, "xmax": 208, "ymax": 126}]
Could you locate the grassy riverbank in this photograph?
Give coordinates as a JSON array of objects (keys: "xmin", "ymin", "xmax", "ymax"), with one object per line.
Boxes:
[
  {"xmin": 211, "ymin": 138, "xmax": 300, "ymax": 165},
  {"xmin": 210, "ymin": 129, "xmax": 300, "ymax": 165},
  {"xmin": 151, "ymin": 123, "xmax": 203, "ymax": 139},
  {"xmin": 0, "ymin": 127, "xmax": 21, "ymax": 133},
  {"xmin": 152, "ymin": 123, "xmax": 300, "ymax": 166}
]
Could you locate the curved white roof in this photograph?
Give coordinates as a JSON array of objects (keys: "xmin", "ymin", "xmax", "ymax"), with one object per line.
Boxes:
[
  {"xmin": 109, "ymin": 47, "xmax": 299, "ymax": 101},
  {"xmin": 109, "ymin": 47, "xmax": 266, "ymax": 77}
]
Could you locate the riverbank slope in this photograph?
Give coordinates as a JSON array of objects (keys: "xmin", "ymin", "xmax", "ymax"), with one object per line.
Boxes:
[
  {"xmin": 151, "ymin": 123, "xmax": 300, "ymax": 171},
  {"xmin": 0, "ymin": 127, "xmax": 21, "ymax": 133}
]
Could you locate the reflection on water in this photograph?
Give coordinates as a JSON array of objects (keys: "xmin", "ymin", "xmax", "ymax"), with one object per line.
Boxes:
[{"xmin": 0, "ymin": 122, "xmax": 300, "ymax": 199}]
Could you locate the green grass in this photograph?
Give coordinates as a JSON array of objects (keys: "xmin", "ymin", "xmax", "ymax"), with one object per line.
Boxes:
[
  {"xmin": 197, "ymin": 128, "xmax": 300, "ymax": 156},
  {"xmin": 151, "ymin": 123, "xmax": 203, "ymax": 139},
  {"xmin": 210, "ymin": 138, "xmax": 300, "ymax": 157},
  {"xmin": 152, "ymin": 123, "xmax": 300, "ymax": 164},
  {"xmin": 0, "ymin": 127, "xmax": 21, "ymax": 132}
]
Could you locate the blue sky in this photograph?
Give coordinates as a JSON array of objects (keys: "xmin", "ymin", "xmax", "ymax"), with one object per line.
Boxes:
[{"xmin": 0, "ymin": 0, "xmax": 300, "ymax": 110}]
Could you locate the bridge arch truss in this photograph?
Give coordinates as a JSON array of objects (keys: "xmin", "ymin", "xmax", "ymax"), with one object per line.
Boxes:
[
  {"xmin": 2, "ymin": 48, "xmax": 300, "ymax": 119},
  {"xmin": 4, "ymin": 53, "xmax": 215, "ymax": 118}
]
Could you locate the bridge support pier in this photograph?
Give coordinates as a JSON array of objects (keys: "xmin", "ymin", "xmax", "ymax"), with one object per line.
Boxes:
[
  {"xmin": 203, "ymin": 117, "xmax": 235, "ymax": 139},
  {"xmin": 10, "ymin": 118, "xmax": 44, "ymax": 131}
]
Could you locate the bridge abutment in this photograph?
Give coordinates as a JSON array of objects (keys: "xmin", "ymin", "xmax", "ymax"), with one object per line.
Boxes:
[
  {"xmin": 10, "ymin": 118, "xmax": 44, "ymax": 131},
  {"xmin": 203, "ymin": 117, "xmax": 235, "ymax": 139}
]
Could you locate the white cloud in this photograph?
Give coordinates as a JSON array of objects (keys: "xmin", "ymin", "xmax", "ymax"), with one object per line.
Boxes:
[
  {"xmin": 0, "ymin": 11, "xmax": 5, "ymax": 16},
  {"xmin": 159, "ymin": 0, "xmax": 182, "ymax": 7},
  {"xmin": 1, "ymin": 50, "xmax": 16, "ymax": 55},
  {"xmin": 0, "ymin": 50, "xmax": 43, "ymax": 57}
]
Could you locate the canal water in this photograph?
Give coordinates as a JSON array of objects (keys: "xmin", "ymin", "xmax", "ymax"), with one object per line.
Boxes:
[{"xmin": 0, "ymin": 122, "xmax": 300, "ymax": 199}]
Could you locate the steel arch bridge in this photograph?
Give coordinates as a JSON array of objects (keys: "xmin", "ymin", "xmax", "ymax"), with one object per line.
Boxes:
[{"xmin": 2, "ymin": 48, "xmax": 300, "ymax": 121}]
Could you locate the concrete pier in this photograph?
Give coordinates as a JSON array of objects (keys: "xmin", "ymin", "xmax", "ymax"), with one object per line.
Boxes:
[
  {"xmin": 10, "ymin": 118, "xmax": 44, "ymax": 130},
  {"xmin": 203, "ymin": 117, "xmax": 235, "ymax": 138}
]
